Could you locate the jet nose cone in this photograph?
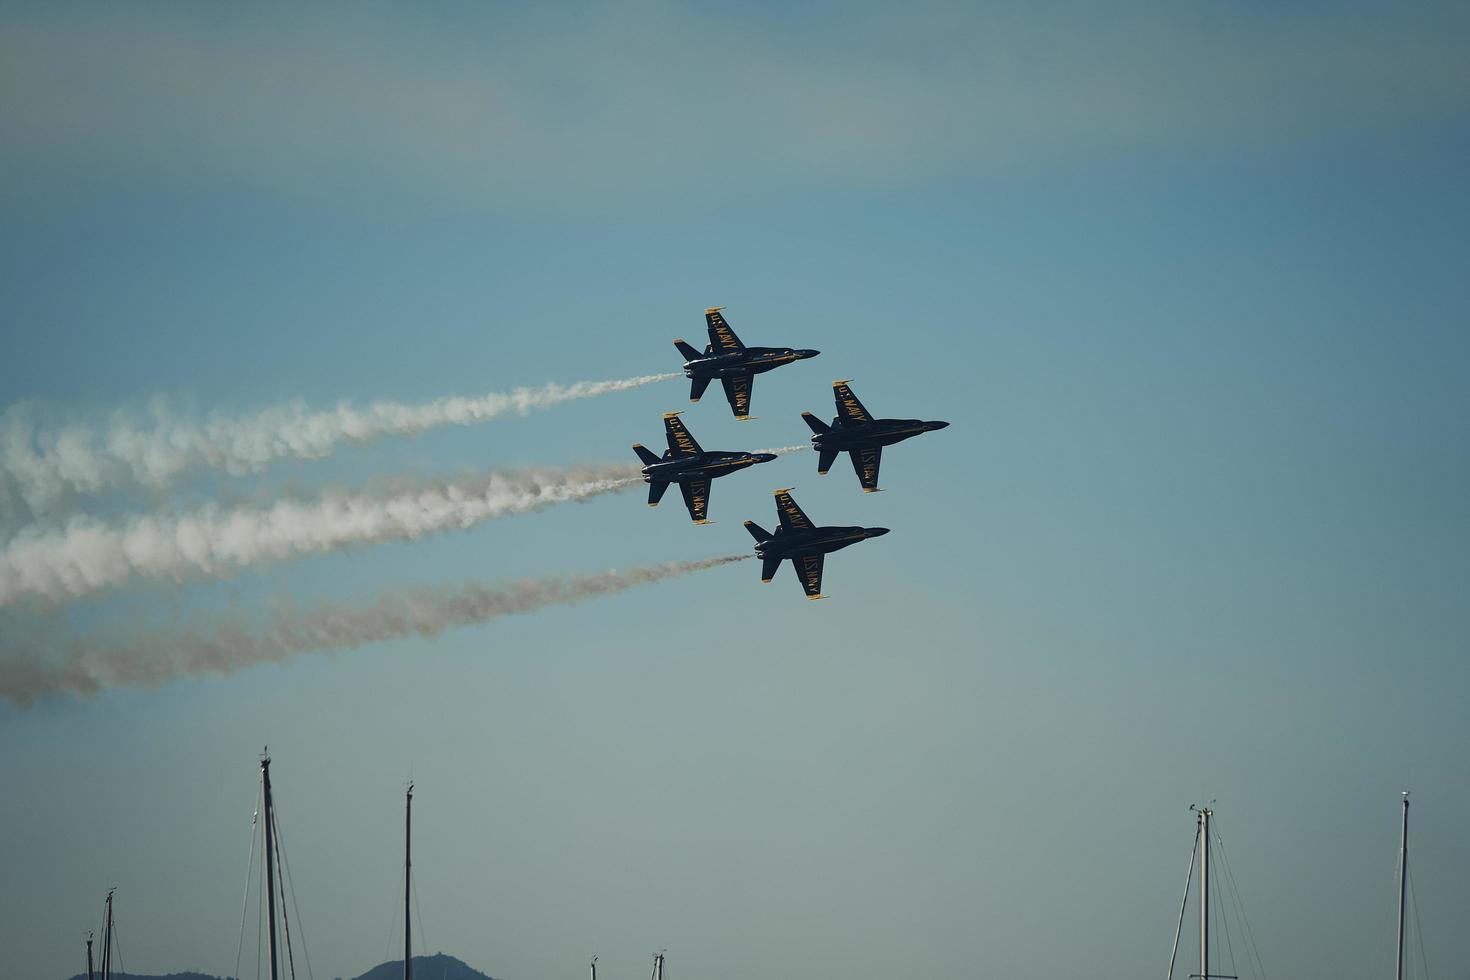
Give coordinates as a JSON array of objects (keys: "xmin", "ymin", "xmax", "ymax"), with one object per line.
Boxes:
[
  {"xmin": 754, "ymin": 453, "xmax": 779, "ymax": 463},
  {"xmin": 796, "ymin": 349, "xmax": 821, "ymax": 359},
  {"xmin": 928, "ymin": 420, "xmax": 950, "ymax": 431},
  {"xmin": 866, "ymin": 527, "xmax": 890, "ymax": 538}
]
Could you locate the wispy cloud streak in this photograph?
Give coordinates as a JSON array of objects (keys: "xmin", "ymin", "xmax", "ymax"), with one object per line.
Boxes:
[
  {"xmin": 0, "ymin": 554, "xmax": 750, "ymax": 704},
  {"xmin": 0, "ymin": 463, "xmax": 642, "ymax": 608},
  {"xmin": 0, "ymin": 373, "xmax": 676, "ymax": 512}
]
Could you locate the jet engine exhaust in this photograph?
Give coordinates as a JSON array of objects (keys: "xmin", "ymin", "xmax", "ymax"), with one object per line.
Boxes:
[{"xmin": 0, "ymin": 554, "xmax": 751, "ymax": 705}]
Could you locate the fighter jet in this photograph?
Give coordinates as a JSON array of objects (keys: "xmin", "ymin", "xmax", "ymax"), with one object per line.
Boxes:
[
  {"xmin": 743, "ymin": 488, "xmax": 889, "ymax": 600},
  {"xmin": 675, "ymin": 308, "xmax": 820, "ymax": 420},
  {"xmin": 633, "ymin": 412, "xmax": 779, "ymax": 523},
  {"xmin": 801, "ymin": 381, "xmax": 949, "ymax": 492}
]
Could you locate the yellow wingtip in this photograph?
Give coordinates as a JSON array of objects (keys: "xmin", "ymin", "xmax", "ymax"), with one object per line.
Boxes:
[
  {"xmin": 863, "ymin": 487, "xmax": 885, "ymax": 493},
  {"xmin": 807, "ymin": 594, "xmax": 830, "ymax": 601},
  {"xmin": 735, "ymin": 415, "xmax": 757, "ymax": 421},
  {"xmin": 704, "ymin": 306, "xmax": 725, "ymax": 314},
  {"xmin": 692, "ymin": 519, "xmax": 714, "ymax": 525},
  {"xmin": 662, "ymin": 411, "xmax": 683, "ymax": 419},
  {"xmin": 833, "ymin": 378, "xmax": 853, "ymax": 387},
  {"xmin": 773, "ymin": 487, "xmax": 796, "ymax": 495}
]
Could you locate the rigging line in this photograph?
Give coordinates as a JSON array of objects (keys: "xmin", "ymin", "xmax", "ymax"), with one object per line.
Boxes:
[
  {"xmin": 1212, "ymin": 826, "xmax": 1245, "ymax": 980},
  {"xmin": 1210, "ymin": 859, "xmax": 1227, "ymax": 978},
  {"xmin": 272, "ymin": 807, "xmax": 315, "ymax": 980},
  {"xmin": 1212, "ymin": 821, "xmax": 1267, "ymax": 980},
  {"xmin": 257, "ymin": 809, "xmax": 265, "ymax": 980},
  {"xmin": 412, "ymin": 859, "xmax": 428, "ymax": 965},
  {"xmin": 1211, "ymin": 822, "xmax": 1270, "ymax": 980},
  {"xmin": 236, "ymin": 790, "xmax": 261, "ymax": 980},
  {"xmin": 273, "ymin": 811, "xmax": 299, "ymax": 980},
  {"xmin": 1407, "ymin": 860, "xmax": 1431, "ymax": 980},
  {"xmin": 1209, "ymin": 820, "xmax": 1248, "ymax": 980},
  {"xmin": 1167, "ymin": 824, "xmax": 1199, "ymax": 980},
  {"xmin": 1217, "ymin": 855, "xmax": 1238, "ymax": 980},
  {"xmin": 111, "ymin": 919, "xmax": 124, "ymax": 977}
]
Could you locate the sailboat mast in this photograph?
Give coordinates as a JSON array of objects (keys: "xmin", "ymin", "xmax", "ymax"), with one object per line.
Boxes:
[
  {"xmin": 1395, "ymin": 792, "xmax": 1409, "ymax": 980},
  {"xmin": 590, "ymin": 956, "xmax": 597, "ymax": 980},
  {"xmin": 405, "ymin": 783, "xmax": 413, "ymax": 980},
  {"xmin": 100, "ymin": 889, "xmax": 113, "ymax": 980},
  {"xmin": 86, "ymin": 931, "xmax": 94, "ymax": 980},
  {"xmin": 1198, "ymin": 807, "xmax": 1210, "ymax": 980},
  {"xmin": 261, "ymin": 754, "xmax": 280, "ymax": 980}
]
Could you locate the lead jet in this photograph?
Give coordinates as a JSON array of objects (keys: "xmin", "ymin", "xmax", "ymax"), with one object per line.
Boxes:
[
  {"xmin": 633, "ymin": 412, "xmax": 778, "ymax": 523},
  {"xmin": 801, "ymin": 381, "xmax": 949, "ymax": 492},
  {"xmin": 675, "ymin": 308, "xmax": 820, "ymax": 420},
  {"xmin": 743, "ymin": 488, "xmax": 889, "ymax": 600}
]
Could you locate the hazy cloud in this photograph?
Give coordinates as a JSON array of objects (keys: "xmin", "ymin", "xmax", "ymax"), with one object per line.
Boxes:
[{"xmin": 2, "ymin": 3, "xmax": 1465, "ymax": 211}]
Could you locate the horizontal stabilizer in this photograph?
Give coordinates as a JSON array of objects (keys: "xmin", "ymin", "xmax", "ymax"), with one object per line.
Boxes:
[
  {"xmin": 632, "ymin": 444, "xmax": 661, "ymax": 467},
  {"xmin": 674, "ymin": 339, "xmax": 703, "ymax": 361},
  {"xmin": 744, "ymin": 520, "xmax": 772, "ymax": 543},
  {"xmin": 648, "ymin": 480, "xmax": 670, "ymax": 507},
  {"xmin": 800, "ymin": 412, "xmax": 830, "ymax": 435},
  {"xmin": 761, "ymin": 555, "xmax": 782, "ymax": 582}
]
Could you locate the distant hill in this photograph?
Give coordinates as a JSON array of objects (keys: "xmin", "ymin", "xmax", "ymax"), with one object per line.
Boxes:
[
  {"xmin": 351, "ymin": 954, "xmax": 497, "ymax": 980},
  {"xmin": 62, "ymin": 954, "xmax": 495, "ymax": 980}
]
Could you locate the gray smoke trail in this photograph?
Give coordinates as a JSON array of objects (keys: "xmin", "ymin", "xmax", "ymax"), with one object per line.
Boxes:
[
  {"xmin": 0, "ymin": 463, "xmax": 643, "ymax": 608},
  {"xmin": 0, "ymin": 555, "xmax": 750, "ymax": 705},
  {"xmin": 0, "ymin": 373, "xmax": 678, "ymax": 512}
]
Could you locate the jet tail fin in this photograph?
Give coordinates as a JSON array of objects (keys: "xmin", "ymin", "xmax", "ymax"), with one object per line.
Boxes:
[
  {"xmin": 632, "ymin": 444, "xmax": 661, "ymax": 467},
  {"xmin": 674, "ymin": 339, "xmax": 703, "ymax": 361},
  {"xmin": 743, "ymin": 520, "xmax": 772, "ymax": 543},
  {"xmin": 800, "ymin": 412, "xmax": 830, "ymax": 435}
]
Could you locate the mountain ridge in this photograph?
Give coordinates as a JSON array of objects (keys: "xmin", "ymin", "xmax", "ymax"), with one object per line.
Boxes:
[{"xmin": 64, "ymin": 952, "xmax": 497, "ymax": 980}]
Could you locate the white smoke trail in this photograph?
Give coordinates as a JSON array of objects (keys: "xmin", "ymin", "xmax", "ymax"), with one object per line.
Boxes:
[
  {"xmin": 0, "ymin": 555, "xmax": 751, "ymax": 705},
  {"xmin": 0, "ymin": 463, "xmax": 643, "ymax": 608},
  {"xmin": 0, "ymin": 373, "xmax": 678, "ymax": 512}
]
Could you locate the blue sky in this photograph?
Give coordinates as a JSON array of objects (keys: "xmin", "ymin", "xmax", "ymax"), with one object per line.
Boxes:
[{"xmin": 1, "ymin": 3, "xmax": 1467, "ymax": 979}]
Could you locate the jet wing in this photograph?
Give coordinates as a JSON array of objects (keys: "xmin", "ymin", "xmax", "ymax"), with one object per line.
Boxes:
[
  {"xmin": 773, "ymin": 488, "xmax": 814, "ymax": 530},
  {"xmin": 796, "ymin": 553, "xmax": 826, "ymax": 599},
  {"xmin": 705, "ymin": 308, "xmax": 745, "ymax": 352},
  {"xmin": 680, "ymin": 478, "xmax": 712, "ymax": 523},
  {"xmin": 721, "ymin": 374, "xmax": 754, "ymax": 419},
  {"xmin": 850, "ymin": 446, "xmax": 882, "ymax": 492},
  {"xmin": 832, "ymin": 381, "xmax": 873, "ymax": 423},
  {"xmin": 662, "ymin": 413, "xmax": 703, "ymax": 457}
]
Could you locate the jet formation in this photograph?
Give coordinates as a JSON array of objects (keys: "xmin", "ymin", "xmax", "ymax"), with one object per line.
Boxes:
[
  {"xmin": 675, "ymin": 308, "xmax": 820, "ymax": 419},
  {"xmin": 642, "ymin": 307, "xmax": 948, "ymax": 599},
  {"xmin": 634, "ymin": 412, "xmax": 777, "ymax": 523}
]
